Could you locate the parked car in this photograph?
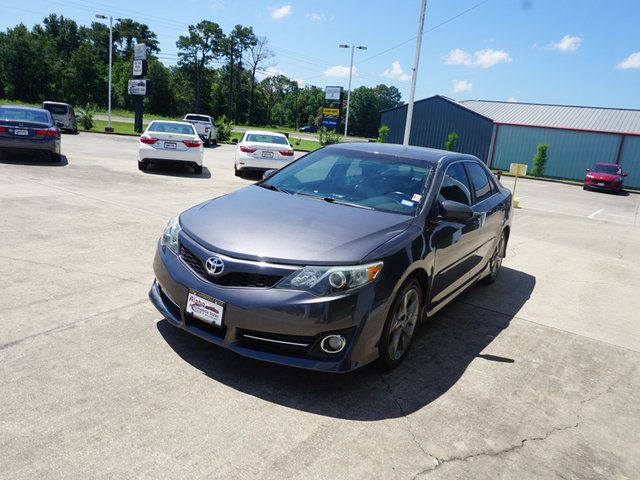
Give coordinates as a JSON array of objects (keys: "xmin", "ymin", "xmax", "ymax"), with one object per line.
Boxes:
[
  {"xmin": 0, "ymin": 105, "xmax": 62, "ymax": 162},
  {"xmin": 138, "ymin": 121, "xmax": 204, "ymax": 174},
  {"xmin": 42, "ymin": 101, "xmax": 77, "ymax": 133},
  {"xmin": 299, "ymin": 125, "xmax": 317, "ymax": 133},
  {"xmin": 182, "ymin": 114, "xmax": 217, "ymax": 146},
  {"xmin": 584, "ymin": 163, "xmax": 627, "ymax": 194},
  {"xmin": 234, "ymin": 130, "xmax": 294, "ymax": 177},
  {"xmin": 149, "ymin": 143, "xmax": 512, "ymax": 372}
]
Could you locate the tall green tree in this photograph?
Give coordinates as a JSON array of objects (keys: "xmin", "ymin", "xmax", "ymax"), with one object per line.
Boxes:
[
  {"xmin": 223, "ymin": 25, "xmax": 256, "ymax": 121},
  {"xmin": 176, "ymin": 20, "xmax": 224, "ymax": 113},
  {"xmin": 113, "ymin": 19, "xmax": 159, "ymax": 59},
  {"xmin": 245, "ymin": 36, "xmax": 273, "ymax": 125}
]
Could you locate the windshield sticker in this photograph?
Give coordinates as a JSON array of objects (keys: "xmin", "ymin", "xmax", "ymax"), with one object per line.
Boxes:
[
  {"xmin": 400, "ymin": 200, "xmax": 415, "ymax": 207},
  {"xmin": 411, "ymin": 194, "xmax": 422, "ymax": 202}
]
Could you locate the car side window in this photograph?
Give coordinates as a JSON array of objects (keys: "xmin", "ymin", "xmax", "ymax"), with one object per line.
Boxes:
[
  {"xmin": 439, "ymin": 162, "xmax": 472, "ymax": 205},
  {"xmin": 465, "ymin": 162, "xmax": 494, "ymax": 203}
]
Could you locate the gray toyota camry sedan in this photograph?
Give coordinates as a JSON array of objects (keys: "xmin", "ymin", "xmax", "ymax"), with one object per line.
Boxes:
[{"xmin": 150, "ymin": 143, "xmax": 512, "ymax": 372}]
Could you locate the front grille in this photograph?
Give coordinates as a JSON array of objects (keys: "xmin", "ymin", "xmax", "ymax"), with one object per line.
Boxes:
[{"xmin": 180, "ymin": 245, "xmax": 283, "ymax": 288}]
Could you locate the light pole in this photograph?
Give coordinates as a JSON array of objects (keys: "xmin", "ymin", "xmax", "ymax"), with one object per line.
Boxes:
[
  {"xmin": 95, "ymin": 14, "xmax": 126, "ymax": 132},
  {"xmin": 339, "ymin": 44, "xmax": 367, "ymax": 140}
]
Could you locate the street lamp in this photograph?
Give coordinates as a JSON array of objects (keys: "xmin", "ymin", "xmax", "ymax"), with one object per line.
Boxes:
[
  {"xmin": 339, "ymin": 44, "xmax": 367, "ymax": 140},
  {"xmin": 95, "ymin": 14, "xmax": 127, "ymax": 132}
]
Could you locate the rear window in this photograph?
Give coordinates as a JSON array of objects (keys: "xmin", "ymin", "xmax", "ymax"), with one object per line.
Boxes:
[
  {"xmin": 148, "ymin": 122, "xmax": 196, "ymax": 135},
  {"xmin": 0, "ymin": 107, "xmax": 51, "ymax": 124},
  {"xmin": 185, "ymin": 115, "xmax": 211, "ymax": 122},
  {"xmin": 244, "ymin": 134, "xmax": 289, "ymax": 145},
  {"xmin": 43, "ymin": 104, "xmax": 69, "ymax": 115}
]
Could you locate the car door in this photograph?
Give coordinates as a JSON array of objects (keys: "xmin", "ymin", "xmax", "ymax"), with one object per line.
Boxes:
[
  {"xmin": 463, "ymin": 161, "xmax": 504, "ymax": 282},
  {"xmin": 429, "ymin": 161, "xmax": 479, "ymax": 303}
]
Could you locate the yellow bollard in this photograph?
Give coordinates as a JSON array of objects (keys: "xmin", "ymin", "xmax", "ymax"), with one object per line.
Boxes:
[{"xmin": 509, "ymin": 163, "xmax": 528, "ymax": 208}]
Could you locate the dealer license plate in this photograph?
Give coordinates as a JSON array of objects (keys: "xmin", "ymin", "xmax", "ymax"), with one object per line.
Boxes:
[
  {"xmin": 186, "ymin": 290, "xmax": 225, "ymax": 326},
  {"xmin": 262, "ymin": 151, "xmax": 273, "ymax": 158},
  {"xmin": 164, "ymin": 142, "xmax": 177, "ymax": 149},
  {"xmin": 14, "ymin": 129, "xmax": 28, "ymax": 136}
]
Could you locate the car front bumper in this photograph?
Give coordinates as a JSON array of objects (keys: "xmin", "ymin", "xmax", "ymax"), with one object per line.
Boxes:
[
  {"xmin": 149, "ymin": 239, "xmax": 392, "ymax": 372},
  {"xmin": 584, "ymin": 178, "xmax": 621, "ymax": 192}
]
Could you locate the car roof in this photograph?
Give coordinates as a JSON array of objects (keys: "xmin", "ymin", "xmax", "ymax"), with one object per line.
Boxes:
[
  {"xmin": 243, "ymin": 130, "xmax": 287, "ymax": 137},
  {"xmin": 149, "ymin": 120, "xmax": 194, "ymax": 125},
  {"xmin": 593, "ymin": 162, "xmax": 619, "ymax": 167},
  {"xmin": 322, "ymin": 142, "xmax": 479, "ymax": 165},
  {"xmin": 1, "ymin": 104, "xmax": 50, "ymax": 112},
  {"xmin": 42, "ymin": 101, "xmax": 71, "ymax": 106}
]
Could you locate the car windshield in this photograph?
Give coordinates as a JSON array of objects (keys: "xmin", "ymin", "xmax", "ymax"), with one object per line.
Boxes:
[
  {"xmin": 591, "ymin": 164, "xmax": 621, "ymax": 175},
  {"xmin": 0, "ymin": 107, "xmax": 50, "ymax": 124},
  {"xmin": 147, "ymin": 122, "xmax": 195, "ymax": 135},
  {"xmin": 261, "ymin": 147, "xmax": 434, "ymax": 215},
  {"xmin": 244, "ymin": 133, "xmax": 289, "ymax": 145},
  {"xmin": 43, "ymin": 104, "xmax": 68, "ymax": 115}
]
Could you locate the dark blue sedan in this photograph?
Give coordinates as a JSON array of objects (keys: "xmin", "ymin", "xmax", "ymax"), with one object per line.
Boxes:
[
  {"xmin": 150, "ymin": 143, "xmax": 512, "ymax": 372},
  {"xmin": 0, "ymin": 105, "xmax": 62, "ymax": 162}
]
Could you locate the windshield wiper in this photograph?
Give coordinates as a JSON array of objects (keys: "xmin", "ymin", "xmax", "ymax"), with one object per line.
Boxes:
[
  {"xmin": 322, "ymin": 196, "xmax": 374, "ymax": 210},
  {"xmin": 259, "ymin": 183, "xmax": 290, "ymax": 194}
]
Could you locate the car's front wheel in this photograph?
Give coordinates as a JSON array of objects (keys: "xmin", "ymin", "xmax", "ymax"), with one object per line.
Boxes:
[{"xmin": 377, "ymin": 278, "xmax": 422, "ymax": 370}]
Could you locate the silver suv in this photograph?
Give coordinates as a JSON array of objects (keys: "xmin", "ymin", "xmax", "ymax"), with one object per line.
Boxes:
[{"xmin": 42, "ymin": 101, "xmax": 77, "ymax": 133}]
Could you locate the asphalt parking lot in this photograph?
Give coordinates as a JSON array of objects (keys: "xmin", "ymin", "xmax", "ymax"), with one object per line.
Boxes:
[{"xmin": 1, "ymin": 132, "xmax": 639, "ymax": 479}]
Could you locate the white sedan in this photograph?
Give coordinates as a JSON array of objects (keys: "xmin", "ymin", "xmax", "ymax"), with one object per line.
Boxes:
[
  {"xmin": 138, "ymin": 121, "xmax": 204, "ymax": 174},
  {"xmin": 234, "ymin": 130, "xmax": 295, "ymax": 177}
]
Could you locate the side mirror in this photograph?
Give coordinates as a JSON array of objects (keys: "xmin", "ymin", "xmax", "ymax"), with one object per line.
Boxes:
[
  {"xmin": 622, "ymin": 173, "xmax": 628, "ymax": 177},
  {"xmin": 585, "ymin": 168, "xmax": 590, "ymax": 172},
  {"xmin": 232, "ymin": 138, "xmax": 238, "ymax": 144},
  {"xmin": 439, "ymin": 200, "xmax": 474, "ymax": 220}
]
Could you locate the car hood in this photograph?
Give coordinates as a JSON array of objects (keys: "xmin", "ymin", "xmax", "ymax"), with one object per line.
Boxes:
[
  {"xmin": 588, "ymin": 172, "xmax": 620, "ymax": 180},
  {"xmin": 179, "ymin": 185, "xmax": 414, "ymax": 264}
]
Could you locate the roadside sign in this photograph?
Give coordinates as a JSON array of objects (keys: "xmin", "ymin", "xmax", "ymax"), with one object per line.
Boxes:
[
  {"xmin": 128, "ymin": 79, "xmax": 151, "ymax": 95},
  {"xmin": 134, "ymin": 43, "xmax": 147, "ymax": 60},
  {"xmin": 322, "ymin": 117, "xmax": 338, "ymax": 129},
  {"xmin": 132, "ymin": 60, "xmax": 144, "ymax": 76},
  {"xmin": 325, "ymin": 86, "xmax": 342, "ymax": 101},
  {"xmin": 323, "ymin": 108, "xmax": 340, "ymax": 116}
]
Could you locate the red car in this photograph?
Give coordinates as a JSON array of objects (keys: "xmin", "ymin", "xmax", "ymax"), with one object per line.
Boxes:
[{"xmin": 584, "ymin": 163, "xmax": 627, "ymax": 194}]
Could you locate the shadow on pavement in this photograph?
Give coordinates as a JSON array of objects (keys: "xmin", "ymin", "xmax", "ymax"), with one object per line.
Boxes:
[
  {"xmin": 0, "ymin": 152, "xmax": 68, "ymax": 166},
  {"xmin": 157, "ymin": 266, "xmax": 535, "ymax": 420},
  {"xmin": 142, "ymin": 162, "xmax": 212, "ymax": 179}
]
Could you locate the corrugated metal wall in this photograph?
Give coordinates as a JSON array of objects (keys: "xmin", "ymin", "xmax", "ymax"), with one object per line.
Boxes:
[
  {"xmin": 490, "ymin": 125, "xmax": 634, "ymax": 183},
  {"xmin": 619, "ymin": 136, "xmax": 640, "ymax": 189},
  {"xmin": 379, "ymin": 97, "xmax": 494, "ymax": 162}
]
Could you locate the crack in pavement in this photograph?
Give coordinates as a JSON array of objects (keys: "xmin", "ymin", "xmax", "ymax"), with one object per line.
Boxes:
[
  {"xmin": 411, "ymin": 364, "xmax": 636, "ymax": 478},
  {"xmin": 1, "ymin": 254, "xmax": 147, "ymax": 287},
  {"xmin": 0, "ymin": 299, "xmax": 149, "ymax": 351}
]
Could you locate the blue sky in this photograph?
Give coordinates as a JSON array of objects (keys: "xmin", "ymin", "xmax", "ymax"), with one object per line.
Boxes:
[{"xmin": 3, "ymin": 0, "xmax": 640, "ymax": 110}]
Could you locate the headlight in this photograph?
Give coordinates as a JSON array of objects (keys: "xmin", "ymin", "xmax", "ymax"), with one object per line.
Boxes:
[
  {"xmin": 586, "ymin": 174, "xmax": 594, "ymax": 179},
  {"xmin": 161, "ymin": 216, "xmax": 181, "ymax": 254},
  {"xmin": 276, "ymin": 262, "xmax": 383, "ymax": 296}
]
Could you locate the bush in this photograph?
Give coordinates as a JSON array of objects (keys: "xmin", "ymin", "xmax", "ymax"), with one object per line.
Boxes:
[
  {"xmin": 76, "ymin": 103, "xmax": 98, "ymax": 130},
  {"xmin": 531, "ymin": 143, "xmax": 549, "ymax": 177},
  {"xmin": 445, "ymin": 131, "xmax": 458, "ymax": 151},
  {"xmin": 318, "ymin": 127, "xmax": 341, "ymax": 146},
  {"xmin": 377, "ymin": 125, "xmax": 389, "ymax": 143},
  {"xmin": 215, "ymin": 115, "xmax": 233, "ymax": 142}
]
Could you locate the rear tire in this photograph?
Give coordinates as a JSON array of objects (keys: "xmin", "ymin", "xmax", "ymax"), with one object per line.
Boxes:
[
  {"xmin": 138, "ymin": 160, "xmax": 148, "ymax": 171},
  {"xmin": 50, "ymin": 152, "xmax": 61, "ymax": 163},
  {"xmin": 482, "ymin": 231, "xmax": 505, "ymax": 285},
  {"xmin": 194, "ymin": 164, "xmax": 203, "ymax": 175},
  {"xmin": 204, "ymin": 138, "xmax": 210, "ymax": 147},
  {"xmin": 377, "ymin": 278, "xmax": 422, "ymax": 370},
  {"xmin": 212, "ymin": 139, "xmax": 217, "ymax": 145},
  {"xmin": 234, "ymin": 166, "xmax": 243, "ymax": 177}
]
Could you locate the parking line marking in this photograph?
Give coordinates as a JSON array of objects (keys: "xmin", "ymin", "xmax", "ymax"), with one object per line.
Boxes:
[
  {"xmin": 588, "ymin": 208, "xmax": 604, "ymax": 218},
  {"xmin": 515, "ymin": 196, "xmax": 528, "ymax": 200}
]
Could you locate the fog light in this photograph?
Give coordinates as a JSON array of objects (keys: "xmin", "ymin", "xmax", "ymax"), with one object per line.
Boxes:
[{"xmin": 321, "ymin": 335, "xmax": 346, "ymax": 354}]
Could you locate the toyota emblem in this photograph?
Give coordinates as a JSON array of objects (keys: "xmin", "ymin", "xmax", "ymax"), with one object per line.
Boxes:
[{"xmin": 205, "ymin": 256, "xmax": 224, "ymax": 276}]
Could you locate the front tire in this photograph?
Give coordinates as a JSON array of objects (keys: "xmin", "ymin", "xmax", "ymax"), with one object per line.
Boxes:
[{"xmin": 377, "ymin": 278, "xmax": 422, "ymax": 370}]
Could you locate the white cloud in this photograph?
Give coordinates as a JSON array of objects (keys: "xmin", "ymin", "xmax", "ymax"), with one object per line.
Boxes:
[
  {"xmin": 548, "ymin": 34, "xmax": 582, "ymax": 53},
  {"xmin": 445, "ymin": 48, "xmax": 512, "ymax": 69},
  {"xmin": 210, "ymin": 0, "xmax": 224, "ymax": 9},
  {"xmin": 452, "ymin": 79, "xmax": 472, "ymax": 94},
  {"xmin": 256, "ymin": 65, "xmax": 287, "ymax": 80},
  {"xmin": 271, "ymin": 5, "xmax": 292, "ymax": 20},
  {"xmin": 382, "ymin": 61, "xmax": 412, "ymax": 82},
  {"xmin": 507, "ymin": 97, "xmax": 518, "ymax": 102},
  {"xmin": 307, "ymin": 13, "xmax": 326, "ymax": 21},
  {"xmin": 324, "ymin": 65, "xmax": 352, "ymax": 78},
  {"xmin": 616, "ymin": 52, "xmax": 640, "ymax": 70}
]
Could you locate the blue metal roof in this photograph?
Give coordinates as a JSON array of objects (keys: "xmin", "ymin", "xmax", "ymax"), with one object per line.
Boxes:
[{"xmin": 458, "ymin": 99, "xmax": 640, "ymax": 135}]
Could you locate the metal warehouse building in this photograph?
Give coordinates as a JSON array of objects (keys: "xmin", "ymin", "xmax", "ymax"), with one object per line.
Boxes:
[{"xmin": 379, "ymin": 95, "xmax": 640, "ymax": 189}]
